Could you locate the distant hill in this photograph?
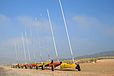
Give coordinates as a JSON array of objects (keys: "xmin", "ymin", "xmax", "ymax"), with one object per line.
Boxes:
[{"xmin": 75, "ymin": 50, "xmax": 114, "ymax": 59}]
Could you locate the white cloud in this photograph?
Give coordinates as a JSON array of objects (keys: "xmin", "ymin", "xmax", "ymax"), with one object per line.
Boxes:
[
  {"xmin": 1, "ymin": 37, "xmax": 32, "ymax": 48},
  {"xmin": 104, "ymin": 26, "xmax": 114, "ymax": 36},
  {"xmin": 0, "ymin": 14, "xmax": 11, "ymax": 26},
  {"xmin": 0, "ymin": 14, "xmax": 10, "ymax": 22},
  {"xmin": 0, "ymin": 15, "xmax": 50, "ymax": 31},
  {"xmin": 73, "ymin": 15, "xmax": 114, "ymax": 37},
  {"xmin": 17, "ymin": 16, "xmax": 50, "ymax": 31},
  {"xmin": 73, "ymin": 16, "xmax": 100, "ymax": 28}
]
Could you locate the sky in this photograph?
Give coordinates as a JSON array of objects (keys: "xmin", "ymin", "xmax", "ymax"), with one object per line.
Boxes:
[{"xmin": 0, "ymin": 0, "xmax": 114, "ymax": 64}]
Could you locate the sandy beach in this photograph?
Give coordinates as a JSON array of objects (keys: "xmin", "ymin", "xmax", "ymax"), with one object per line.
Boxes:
[{"xmin": 0, "ymin": 59, "xmax": 114, "ymax": 76}]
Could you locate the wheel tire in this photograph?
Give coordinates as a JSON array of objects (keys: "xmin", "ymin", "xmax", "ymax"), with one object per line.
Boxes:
[
  {"xmin": 36, "ymin": 66, "xmax": 38, "ymax": 69},
  {"xmin": 25, "ymin": 66, "xmax": 27, "ymax": 69},
  {"xmin": 51, "ymin": 65, "xmax": 54, "ymax": 71},
  {"xmin": 18, "ymin": 66, "xmax": 20, "ymax": 68},
  {"xmin": 30, "ymin": 66, "xmax": 32, "ymax": 69},
  {"xmin": 41, "ymin": 65, "xmax": 44, "ymax": 70},
  {"xmin": 21, "ymin": 66, "xmax": 23, "ymax": 69},
  {"xmin": 76, "ymin": 64, "xmax": 81, "ymax": 71}
]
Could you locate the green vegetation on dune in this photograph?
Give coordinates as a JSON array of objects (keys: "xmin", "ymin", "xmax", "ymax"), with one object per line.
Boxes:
[{"xmin": 62, "ymin": 56, "xmax": 114, "ymax": 64}]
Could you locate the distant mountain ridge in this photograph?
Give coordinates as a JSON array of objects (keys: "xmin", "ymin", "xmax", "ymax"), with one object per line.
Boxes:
[{"xmin": 75, "ymin": 50, "xmax": 114, "ymax": 59}]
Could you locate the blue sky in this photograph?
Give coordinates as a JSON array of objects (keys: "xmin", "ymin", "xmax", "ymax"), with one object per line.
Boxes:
[{"xmin": 0, "ymin": 0, "xmax": 114, "ymax": 64}]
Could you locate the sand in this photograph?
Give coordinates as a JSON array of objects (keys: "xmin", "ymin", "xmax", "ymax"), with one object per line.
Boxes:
[{"xmin": 0, "ymin": 59, "xmax": 114, "ymax": 76}]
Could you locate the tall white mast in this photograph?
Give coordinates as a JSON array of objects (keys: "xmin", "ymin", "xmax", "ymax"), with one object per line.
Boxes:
[
  {"xmin": 47, "ymin": 9, "xmax": 59, "ymax": 61},
  {"xmin": 24, "ymin": 31, "xmax": 31, "ymax": 62},
  {"xmin": 35, "ymin": 17, "xmax": 43, "ymax": 62},
  {"xmin": 59, "ymin": 0, "xmax": 74, "ymax": 63},
  {"xmin": 45, "ymin": 39, "xmax": 51, "ymax": 61},
  {"xmin": 38, "ymin": 38, "xmax": 43, "ymax": 62},
  {"xmin": 29, "ymin": 21, "xmax": 36, "ymax": 62},
  {"xmin": 14, "ymin": 40, "xmax": 19, "ymax": 63},
  {"xmin": 22, "ymin": 33, "xmax": 27, "ymax": 64}
]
